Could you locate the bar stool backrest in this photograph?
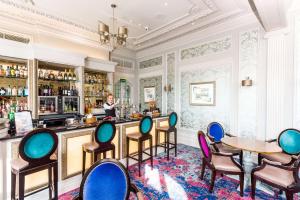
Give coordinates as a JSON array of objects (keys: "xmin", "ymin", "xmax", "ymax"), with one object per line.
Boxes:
[
  {"xmin": 19, "ymin": 128, "xmax": 58, "ymax": 163},
  {"xmin": 139, "ymin": 116, "xmax": 153, "ymax": 135},
  {"xmin": 95, "ymin": 121, "xmax": 116, "ymax": 144},
  {"xmin": 168, "ymin": 112, "xmax": 178, "ymax": 128},
  {"xmin": 207, "ymin": 122, "xmax": 224, "ymax": 142},
  {"xmin": 278, "ymin": 128, "xmax": 300, "ymax": 155},
  {"xmin": 80, "ymin": 159, "xmax": 130, "ymax": 200},
  {"xmin": 198, "ymin": 131, "xmax": 212, "ymax": 162}
]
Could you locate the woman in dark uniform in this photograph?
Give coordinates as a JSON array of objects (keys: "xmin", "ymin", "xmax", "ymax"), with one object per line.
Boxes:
[{"xmin": 103, "ymin": 94, "xmax": 119, "ymax": 117}]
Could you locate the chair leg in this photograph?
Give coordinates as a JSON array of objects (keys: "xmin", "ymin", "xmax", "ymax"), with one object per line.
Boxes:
[
  {"xmin": 138, "ymin": 140, "xmax": 142, "ymax": 177},
  {"xmin": 18, "ymin": 174, "xmax": 25, "ymax": 200},
  {"xmin": 285, "ymin": 191, "xmax": 293, "ymax": 200},
  {"xmin": 239, "ymin": 151, "xmax": 243, "ymax": 166},
  {"xmin": 174, "ymin": 128, "xmax": 177, "ymax": 157},
  {"xmin": 48, "ymin": 166, "xmax": 53, "ymax": 200},
  {"xmin": 82, "ymin": 150, "xmax": 86, "ymax": 177},
  {"xmin": 251, "ymin": 174, "xmax": 256, "ymax": 199},
  {"xmin": 150, "ymin": 137, "xmax": 153, "ymax": 168},
  {"xmin": 54, "ymin": 163, "xmax": 58, "ymax": 200},
  {"xmin": 112, "ymin": 147, "xmax": 115, "ymax": 159},
  {"xmin": 11, "ymin": 172, "xmax": 16, "ymax": 200},
  {"xmin": 126, "ymin": 137, "xmax": 130, "ymax": 168},
  {"xmin": 155, "ymin": 130, "xmax": 158, "ymax": 156},
  {"xmin": 93, "ymin": 152, "xmax": 97, "ymax": 162},
  {"xmin": 258, "ymin": 153, "xmax": 262, "ymax": 165},
  {"xmin": 167, "ymin": 131, "xmax": 170, "ymax": 160},
  {"xmin": 209, "ymin": 170, "xmax": 216, "ymax": 193},
  {"xmin": 239, "ymin": 173, "xmax": 244, "ymax": 197},
  {"xmin": 200, "ymin": 159, "xmax": 206, "ymax": 180}
]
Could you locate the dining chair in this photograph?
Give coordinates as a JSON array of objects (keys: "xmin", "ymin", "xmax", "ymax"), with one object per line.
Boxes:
[
  {"xmin": 75, "ymin": 159, "xmax": 144, "ymax": 200},
  {"xmin": 11, "ymin": 128, "xmax": 58, "ymax": 200},
  {"xmin": 155, "ymin": 112, "xmax": 177, "ymax": 160},
  {"xmin": 82, "ymin": 121, "xmax": 116, "ymax": 176},
  {"xmin": 198, "ymin": 131, "xmax": 245, "ymax": 196},
  {"xmin": 126, "ymin": 116, "xmax": 153, "ymax": 176},
  {"xmin": 251, "ymin": 157, "xmax": 300, "ymax": 200},
  {"xmin": 207, "ymin": 122, "xmax": 243, "ymax": 166},
  {"xmin": 258, "ymin": 128, "xmax": 300, "ymax": 166}
]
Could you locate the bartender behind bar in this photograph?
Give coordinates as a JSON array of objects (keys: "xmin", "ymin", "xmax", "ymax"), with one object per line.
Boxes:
[{"xmin": 103, "ymin": 94, "xmax": 119, "ymax": 117}]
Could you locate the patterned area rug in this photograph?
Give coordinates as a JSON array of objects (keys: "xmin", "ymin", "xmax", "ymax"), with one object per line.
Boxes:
[{"xmin": 59, "ymin": 144, "xmax": 299, "ymax": 200}]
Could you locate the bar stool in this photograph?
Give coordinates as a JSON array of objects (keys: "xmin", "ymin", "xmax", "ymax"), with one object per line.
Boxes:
[
  {"xmin": 155, "ymin": 112, "xmax": 178, "ymax": 160},
  {"xmin": 82, "ymin": 121, "xmax": 116, "ymax": 176},
  {"xmin": 126, "ymin": 116, "xmax": 153, "ymax": 177},
  {"xmin": 11, "ymin": 128, "xmax": 58, "ymax": 200}
]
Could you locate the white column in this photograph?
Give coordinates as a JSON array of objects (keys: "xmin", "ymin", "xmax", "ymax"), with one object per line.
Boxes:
[{"xmin": 265, "ymin": 31, "xmax": 294, "ymax": 140}]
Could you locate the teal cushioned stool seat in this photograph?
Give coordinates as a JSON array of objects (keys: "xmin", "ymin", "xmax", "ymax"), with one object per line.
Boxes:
[
  {"xmin": 126, "ymin": 116, "xmax": 154, "ymax": 177},
  {"xmin": 11, "ymin": 128, "xmax": 58, "ymax": 200},
  {"xmin": 155, "ymin": 112, "xmax": 178, "ymax": 160},
  {"xmin": 82, "ymin": 121, "xmax": 116, "ymax": 177}
]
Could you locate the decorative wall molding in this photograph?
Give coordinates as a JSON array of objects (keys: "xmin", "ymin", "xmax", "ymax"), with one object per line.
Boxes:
[
  {"xmin": 180, "ymin": 36, "xmax": 232, "ymax": 61},
  {"xmin": 139, "ymin": 56, "xmax": 162, "ymax": 69},
  {"xmin": 167, "ymin": 52, "xmax": 176, "ymax": 113}
]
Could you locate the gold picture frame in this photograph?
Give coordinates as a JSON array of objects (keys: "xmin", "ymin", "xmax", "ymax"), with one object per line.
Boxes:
[{"xmin": 189, "ymin": 81, "xmax": 216, "ymax": 106}]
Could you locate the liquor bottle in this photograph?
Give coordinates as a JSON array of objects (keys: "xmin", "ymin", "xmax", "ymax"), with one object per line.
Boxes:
[
  {"xmin": 49, "ymin": 71, "xmax": 55, "ymax": 80},
  {"xmin": 6, "ymin": 85, "xmax": 11, "ymax": 96},
  {"xmin": 57, "ymin": 72, "xmax": 63, "ymax": 80},
  {"xmin": 15, "ymin": 65, "xmax": 20, "ymax": 78},
  {"xmin": 38, "ymin": 69, "xmax": 44, "ymax": 79},
  {"xmin": 18, "ymin": 87, "xmax": 23, "ymax": 96},
  {"xmin": 23, "ymin": 87, "xmax": 29, "ymax": 97},
  {"xmin": 11, "ymin": 86, "xmax": 17, "ymax": 96},
  {"xmin": 0, "ymin": 65, "xmax": 3, "ymax": 76},
  {"xmin": 50, "ymin": 102, "xmax": 55, "ymax": 112},
  {"xmin": 6, "ymin": 66, "xmax": 10, "ymax": 77},
  {"xmin": 44, "ymin": 70, "xmax": 49, "ymax": 80},
  {"xmin": 0, "ymin": 87, "xmax": 6, "ymax": 96},
  {"xmin": 72, "ymin": 70, "xmax": 77, "ymax": 81},
  {"xmin": 10, "ymin": 65, "xmax": 15, "ymax": 77},
  {"xmin": 23, "ymin": 66, "xmax": 28, "ymax": 78},
  {"xmin": 20, "ymin": 66, "xmax": 24, "ymax": 78},
  {"xmin": 43, "ymin": 85, "xmax": 48, "ymax": 96},
  {"xmin": 67, "ymin": 87, "xmax": 71, "ymax": 96},
  {"xmin": 68, "ymin": 70, "xmax": 72, "ymax": 81},
  {"xmin": 72, "ymin": 101, "xmax": 76, "ymax": 112},
  {"xmin": 64, "ymin": 69, "xmax": 68, "ymax": 81}
]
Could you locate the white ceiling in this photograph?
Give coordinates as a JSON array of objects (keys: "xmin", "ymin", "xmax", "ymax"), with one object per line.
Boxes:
[{"xmin": 13, "ymin": 0, "xmax": 252, "ymax": 49}]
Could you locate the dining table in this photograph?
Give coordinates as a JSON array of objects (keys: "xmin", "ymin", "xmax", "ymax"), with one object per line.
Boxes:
[{"xmin": 221, "ymin": 136, "xmax": 282, "ymax": 195}]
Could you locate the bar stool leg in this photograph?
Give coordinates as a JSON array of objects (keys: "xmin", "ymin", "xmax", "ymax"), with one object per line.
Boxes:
[
  {"xmin": 48, "ymin": 166, "xmax": 53, "ymax": 199},
  {"xmin": 167, "ymin": 131, "xmax": 170, "ymax": 160},
  {"xmin": 103, "ymin": 152, "xmax": 106, "ymax": 159},
  {"xmin": 174, "ymin": 128, "xmax": 177, "ymax": 157},
  {"xmin": 164, "ymin": 132, "xmax": 167, "ymax": 153},
  {"xmin": 138, "ymin": 140, "xmax": 142, "ymax": 177},
  {"xmin": 11, "ymin": 172, "xmax": 16, "ymax": 200},
  {"xmin": 54, "ymin": 163, "xmax": 58, "ymax": 200},
  {"xmin": 112, "ymin": 147, "xmax": 115, "ymax": 159},
  {"xmin": 150, "ymin": 137, "xmax": 153, "ymax": 168},
  {"xmin": 126, "ymin": 137, "xmax": 129, "ymax": 168},
  {"xmin": 155, "ymin": 130, "xmax": 158, "ymax": 156},
  {"xmin": 93, "ymin": 152, "xmax": 97, "ymax": 163},
  {"xmin": 82, "ymin": 150, "xmax": 86, "ymax": 177},
  {"xmin": 18, "ymin": 174, "xmax": 25, "ymax": 200}
]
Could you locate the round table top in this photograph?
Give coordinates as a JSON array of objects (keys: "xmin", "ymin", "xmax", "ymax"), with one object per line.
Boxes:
[{"xmin": 222, "ymin": 137, "xmax": 282, "ymax": 153}]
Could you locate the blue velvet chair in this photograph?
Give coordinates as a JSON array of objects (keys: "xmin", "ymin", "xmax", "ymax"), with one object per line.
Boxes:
[
  {"xmin": 155, "ymin": 112, "xmax": 178, "ymax": 160},
  {"xmin": 258, "ymin": 128, "xmax": 300, "ymax": 166},
  {"xmin": 82, "ymin": 121, "xmax": 116, "ymax": 176},
  {"xmin": 11, "ymin": 128, "xmax": 58, "ymax": 200},
  {"xmin": 76, "ymin": 159, "xmax": 143, "ymax": 200},
  {"xmin": 207, "ymin": 122, "xmax": 243, "ymax": 166},
  {"xmin": 126, "ymin": 116, "xmax": 153, "ymax": 176}
]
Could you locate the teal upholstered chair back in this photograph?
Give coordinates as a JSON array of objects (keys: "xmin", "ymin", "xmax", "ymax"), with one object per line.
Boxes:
[
  {"xmin": 168, "ymin": 112, "xmax": 178, "ymax": 128},
  {"xmin": 278, "ymin": 129, "xmax": 300, "ymax": 155},
  {"xmin": 95, "ymin": 121, "xmax": 116, "ymax": 144},
  {"xmin": 80, "ymin": 159, "xmax": 130, "ymax": 200},
  {"xmin": 139, "ymin": 116, "xmax": 153, "ymax": 135},
  {"xmin": 19, "ymin": 128, "xmax": 58, "ymax": 163}
]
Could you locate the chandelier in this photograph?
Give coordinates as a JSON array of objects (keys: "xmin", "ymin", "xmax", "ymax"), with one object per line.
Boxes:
[{"xmin": 98, "ymin": 4, "xmax": 128, "ymax": 50}]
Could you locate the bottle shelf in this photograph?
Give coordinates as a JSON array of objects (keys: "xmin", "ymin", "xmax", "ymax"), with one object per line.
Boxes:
[
  {"xmin": 84, "ymin": 95, "xmax": 104, "ymax": 98},
  {"xmin": 0, "ymin": 95, "xmax": 28, "ymax": 98},
  {"xmin": 0, "ymin": 76, "xmax": 28, "ymax": 80},
  {"xmin": 38, "ymin": 78, "xmax": 77, "ymax": 83}
]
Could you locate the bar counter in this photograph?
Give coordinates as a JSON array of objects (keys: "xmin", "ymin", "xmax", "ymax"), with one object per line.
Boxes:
[{"xmin": 0, "ymin": 115, "xmax": 169, "ymax": 199}]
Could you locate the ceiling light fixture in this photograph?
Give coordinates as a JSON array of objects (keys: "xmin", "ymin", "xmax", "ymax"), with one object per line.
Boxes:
[{"xmin": 98, "ymin": 4, "xmax": 128, "ymax": 50}]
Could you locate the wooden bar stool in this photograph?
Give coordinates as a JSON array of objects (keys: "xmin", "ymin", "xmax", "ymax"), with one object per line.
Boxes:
[
  {"xmin": 82, "ymin": 121, "xmax": 116, "ymax": 176},
  {"xmin": 155, "ymin": 112, "xmax": 178, "ymax": 160},
  {"xmin": 11, "ymin": 128, "xmax": 58, "ymax": 200},
  {"xmin": 126, "ymin": 116, "xmax": 153, "ymax": 177}
]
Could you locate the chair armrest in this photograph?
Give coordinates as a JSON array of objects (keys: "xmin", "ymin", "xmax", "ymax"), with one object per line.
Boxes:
[
  {"xmin": 130, "ymin": 183, "xmax": 144, "ymax": 200},
  {"xmin": 72, "ymin": 195, "xmax": 81, "ymax": 200},
  {"xmin": 262, "ymin": 159, "xmax": 293, "ymax": 171},
  {"xmin": 206, "ymin": 133, "xmax": 215, "ymax": 142},
  {"xmin": 265, "ymin": 139, "xmax": 276, "ymax": 143},
  {"xmin": 212, "ymin": 151, "xmax": 234, "ymax": 157},
  {"xmin": 225, "ymin": 133, "xmax": 235, "ymax": 137}
]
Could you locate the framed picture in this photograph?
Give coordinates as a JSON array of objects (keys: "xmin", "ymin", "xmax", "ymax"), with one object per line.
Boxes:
[
  {"xmin": 144, "ymin": 87, "xmax": 156, "ymax": 102},
  {"xmin": 190, "ymin": 81, "xmax": 216, "ymax": 106},
  {"xmin": 14, "ymin": 111, "xmax": 33, "ymax": 134}
]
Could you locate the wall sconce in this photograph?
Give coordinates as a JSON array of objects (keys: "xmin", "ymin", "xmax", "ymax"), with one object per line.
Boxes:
[
  {"xmin": 164, "ymin": 84, "xmax": 173, "ymax": 92},
  {"xmin": 241, "ymin": 77, "xmax": 252, "ymax": 86}
]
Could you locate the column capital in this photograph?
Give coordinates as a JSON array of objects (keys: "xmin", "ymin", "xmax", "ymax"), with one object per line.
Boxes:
[{"xmin": 264, "ymin": 27, "xmax": 290, "ymax": 39}]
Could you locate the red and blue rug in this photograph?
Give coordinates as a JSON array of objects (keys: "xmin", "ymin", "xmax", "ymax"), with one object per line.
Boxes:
[{"xmin": 59, "ymin": 144, "xmax": 299, "ymax": 200}]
